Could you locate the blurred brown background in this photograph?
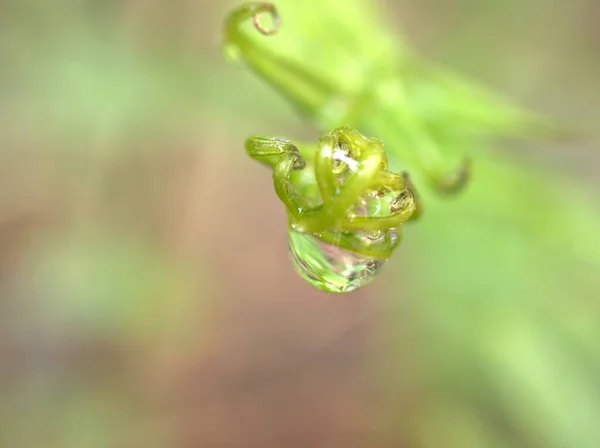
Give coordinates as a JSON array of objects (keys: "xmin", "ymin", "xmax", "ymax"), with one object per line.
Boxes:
[{"xmin": 0, "ymin": 0, "xmax": 598, "ymax": 447}]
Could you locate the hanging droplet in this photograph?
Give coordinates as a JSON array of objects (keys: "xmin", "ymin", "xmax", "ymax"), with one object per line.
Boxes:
[
  {"xmin": 284, "ymin": 135, "xmax": 410, "ymax": 293},
  {"xmin": 288, "ymin": 229, "xmax": 386, "ymax": 293}
]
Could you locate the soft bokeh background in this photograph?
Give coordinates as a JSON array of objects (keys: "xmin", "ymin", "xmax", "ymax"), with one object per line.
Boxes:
[{"xmin": 1, "ymin": 0, "xmax": 599, "ymax": 447}]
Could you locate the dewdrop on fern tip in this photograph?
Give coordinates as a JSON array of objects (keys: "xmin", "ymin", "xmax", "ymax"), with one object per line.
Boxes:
[{"xmin": 225, "ymin": 3, "xmax": 423, "ymax": 293}]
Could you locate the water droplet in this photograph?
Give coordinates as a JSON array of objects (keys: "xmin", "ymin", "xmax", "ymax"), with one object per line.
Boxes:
[
  {"xmin": 288, "ymin": 229, "xmax": 386, "ymax": 293},
  {"xmin": 284, "ymin": 133, "xmax": 406, "ymax": 293}
]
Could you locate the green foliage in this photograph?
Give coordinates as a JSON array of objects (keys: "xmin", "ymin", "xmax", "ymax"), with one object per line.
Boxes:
[
  {"xmin": 224, "ymin": 1, "xmax": 551, "ymax": 190},
  {"xmin": 224, "ymin": 1, "xmax": 600, "ymax": 446}
]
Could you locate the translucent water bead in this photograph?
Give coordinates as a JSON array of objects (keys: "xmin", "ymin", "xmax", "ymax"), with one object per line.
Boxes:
[
  {"xmin": 287, "ymin": 145, "xmax": 409, "ymax": 293},
  {"xmin": 288, "ymin": 229, "xmax": 384, "ymax": 293}
]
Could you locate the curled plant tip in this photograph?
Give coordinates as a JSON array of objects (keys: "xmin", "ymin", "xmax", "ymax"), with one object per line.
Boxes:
[
  {"xmin": 224, "ymin": 3, "xmax": 341, "ymax": 119},
  {"xmin": 434, "ymin": 158, "xmax": 472, "ymax": 195},
  {"xmin": 252, "ymin": 3, "xmax": 281, "ymax": 35},
  {"xmin": 226, "ymin": 2, "xmax": 280, "ymax": 40},
  {"xmin": 245, "ymin": 127, "xmax": 423, "ymax": 293}
]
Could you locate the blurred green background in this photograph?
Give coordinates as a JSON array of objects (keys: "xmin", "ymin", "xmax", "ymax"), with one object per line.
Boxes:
[{"xmin": 0, "ymin": 0, "xmax": 599, "ymax": 447}]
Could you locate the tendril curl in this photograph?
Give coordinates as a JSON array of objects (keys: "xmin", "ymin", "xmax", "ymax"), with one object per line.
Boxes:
[
  {"xmin": 225, "ymin": 2, "xmax": 281, "ymax": 44},
  {"xmin": 252, "ymin": 3, "xmax": 281, "ymax": 35},
  {"xmin": 245, "ymin": 127, "xmax": 421, "ymax": 259}
]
